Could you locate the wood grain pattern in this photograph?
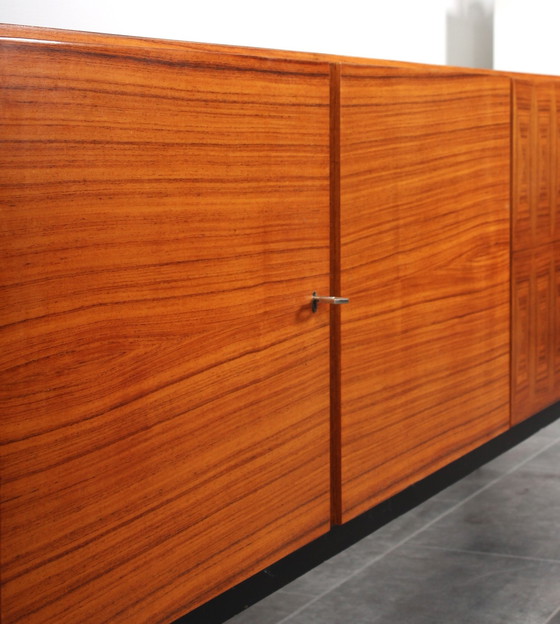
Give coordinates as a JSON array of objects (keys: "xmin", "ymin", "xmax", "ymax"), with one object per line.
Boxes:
[
  {"xmin": 338, "ymin": 65, "xmax": 511, "ymax": 521},
  {"xmin": 512, "ymin": 79, "xmax": 559, "ymax": 250},
  {"xmin": 511, "ymin": 77, "xmax": 560, "ymax": 422},
  {"xmin": 556, "ymin": 83, "xmax": 560, "ymax": 241},
  {"xmin": 512, "ymin": 244, "xmax": 560, "ymax": 424},
  {"xmin": 512, "ymin": 80, "xmax": 534, "ymax": 250},
  {"xmin": 0, "ymin": 39, "xmax": 331, "ymax": 623},
  {"xmin": 536, "ymin": 83, "xmax": 555, "ymax": 243},
  {"xmin": 5, "ymin": 24, "xmax": 560, "ymax": 84},
  {"xmin": 512, "ymin": 248, "xmax": 532, "ymax": 415},
  {"xmin": 553, "ymin": 241, "xmax": 560, "ymax": 392}
]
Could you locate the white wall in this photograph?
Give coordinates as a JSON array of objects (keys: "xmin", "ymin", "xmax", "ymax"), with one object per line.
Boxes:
[
  {"xmin": 0, "ymin": 0, "xmax": 453, "ymax": 65},
  {"xmin": 494, "ymin": 0, "xmax": 560, "ymax": 75},
  {"xmin": 446, "ymin": 0, "xmax": 495, "ymax": 69}
]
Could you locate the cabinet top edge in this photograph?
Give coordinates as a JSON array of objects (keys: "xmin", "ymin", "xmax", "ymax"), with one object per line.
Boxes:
[
  {"xmin": 1, "ymin": 22, "xmax": 559, "ymax": 81},
  {"xmin": 0, "ymin": 23, "xmax": 335, "ymax": 77}
]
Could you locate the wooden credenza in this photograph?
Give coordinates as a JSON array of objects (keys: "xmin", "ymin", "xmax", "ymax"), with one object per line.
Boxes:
[{"xmin": 0, "ymin": 24, "xmax": 558, "ymax": 624}]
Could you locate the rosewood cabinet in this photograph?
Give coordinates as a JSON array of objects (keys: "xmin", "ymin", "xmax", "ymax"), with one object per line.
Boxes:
[
  {"xmin": 1, "ymin": 23, "xmax": 559, "ymax": 624},
  {"xmin": 0, "ymin": 37, "xmax": 332, "ymax": 623}
]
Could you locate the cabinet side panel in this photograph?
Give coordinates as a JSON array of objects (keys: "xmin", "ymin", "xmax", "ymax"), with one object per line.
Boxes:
[
  {"xmin": 339, "ymin": 67, "xmax": 511, "ymax": 521},
  {"xmin": 0, "ymin": 41, "xmax": 331, "ymax": 624}
]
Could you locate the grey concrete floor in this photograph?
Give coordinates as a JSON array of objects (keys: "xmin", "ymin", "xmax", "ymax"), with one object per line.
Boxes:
[{"xmin": 227, "ymin": 417, "xmax": 560, "ymax": 624}]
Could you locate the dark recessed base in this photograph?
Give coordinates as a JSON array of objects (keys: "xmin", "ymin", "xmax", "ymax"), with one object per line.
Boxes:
[{"xmin": 173, "ymin": 401, "xmax": 560, "ymax": 624}]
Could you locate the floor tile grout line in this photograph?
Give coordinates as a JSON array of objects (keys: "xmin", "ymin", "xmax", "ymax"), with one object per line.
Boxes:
[
  {"xmin": 543, "ymin": 603, "xmax": 560, "ymax": 624},
  {"xmin": 417, "ymin": 544, "xmax": 560, "ymax": 565},
  {"xmin": 276, "ymin": 588, "xmax": 318, "ymax": 599},
  {"xmin": 272, "ymin": 432, "xmax": 560, "ymax": 624}
]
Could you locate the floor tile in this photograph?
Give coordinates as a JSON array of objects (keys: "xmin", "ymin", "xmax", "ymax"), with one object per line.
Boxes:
[
  {"xmin": 412, "ymin": 443, "xmax": 560, "ymax": 560},
  {"xmin": 433, "ymin": 419, "xmax": 559, "ymax": 503},
  {"xmin": 283, "ymin": 546, "xmax": 560, "ymax": 624},
  {"xmin": 225, "ymin": 589, "xmax": 312, "ymax": 624},
  {"xmin": 280, "ymin": 538, "xmax": 390, "ymax": 599},
  {"xmin": 519, "ymin": 441, "xmax": 560, "ymax": 476},
  {"xmin": 538, "ymin": 417, "xmax": 560, "ymax": 438},
  {"xmin": 369, "ymin": 497, "xmax": 455, "ymax": 543},
  {"xmin": 434, "ymin": 465, "xmax": 503, "ymax": 503},
  {"xmin": 546, "ymin": 607, "xmax": 560, "ymax": 624},
  {"xmin": 479, "ymin": 427, "xmax": 559, "ymax": 473},
  {"xmin": 282, "ymin": 498, "xmax": 452, "ymax": 597}
]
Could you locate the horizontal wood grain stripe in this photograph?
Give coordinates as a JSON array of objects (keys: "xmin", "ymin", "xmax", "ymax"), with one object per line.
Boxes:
[
  {"xmin": 1, "ymin": 322, "xmax": 326, "ymax": 453},
  {"xmin": 1, "ymin": 39, "xmax": 331, "ymax": 77}
]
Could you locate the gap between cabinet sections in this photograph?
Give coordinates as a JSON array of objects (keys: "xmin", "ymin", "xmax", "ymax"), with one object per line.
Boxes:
[{"xmin": 329, "ymin": 63, "xmax": 343, "ymax": 526}]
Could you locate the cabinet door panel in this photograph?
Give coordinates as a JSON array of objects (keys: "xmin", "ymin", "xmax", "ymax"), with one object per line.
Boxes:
[
  {"xmin": 556, "ymin": 83, "xmax": 560, "ymax": 242},
  {"xmin": 511, "ymin": 76, "xmax": 560, "ymax": 423},
  {"xmin": 512, "ymin": 244, "xmax": 559, "ymax": 424},
  {"xmin": 0, "ymin": 40, "xmax": 331, "ymax": 623},
  {"xmin": 512, "ymin": 249, "xmax": 533, "ymax": 416},
  {"xmin": 513, "ymin": 80, "xmax": 534, "ymax": 250},
  {"xmin": 339, "ymin": 66, "xmax": 511, "ymax": 521},
  {"xmin": 552, "ymin": 242, "xmax": 560, "ymax": 392},
  {"xmin": 534, "ymin": 249, "xmax": 555, "ymax": 396},
  {"xmin": 535, "ymin": 83, "xmax": 555, "ymax": 243},
  {"xmin": 513, "ymin": 79, "xmax": 558, "ymax": 250}
]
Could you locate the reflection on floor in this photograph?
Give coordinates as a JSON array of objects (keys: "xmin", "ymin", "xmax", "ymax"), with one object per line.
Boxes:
[{"xmin": 227, "ymin": 417, "xmax": 560, "ymax": 624}]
